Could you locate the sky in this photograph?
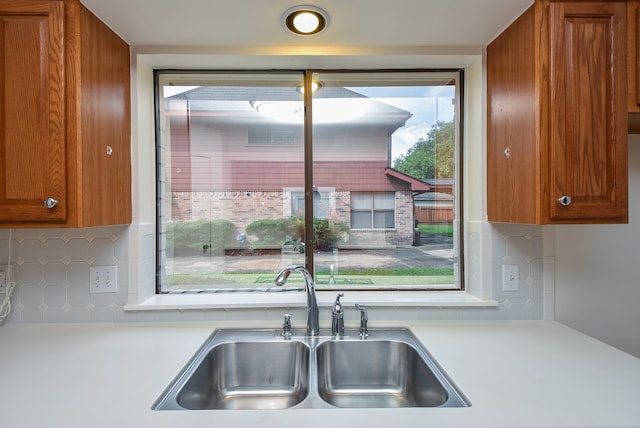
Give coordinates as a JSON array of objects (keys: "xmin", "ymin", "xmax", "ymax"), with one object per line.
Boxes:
[{"xmin": 348, "ymin": 86, "xmax": 456, "ymax": 163}]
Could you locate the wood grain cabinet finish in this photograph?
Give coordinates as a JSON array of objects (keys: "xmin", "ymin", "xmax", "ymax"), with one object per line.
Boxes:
[
  {"xmin": 487, "ymin": 0, "xmax": 628, "ymax": 224},
  {"xmin": 628, "ymin": 0, "xmax": 640, "ymax": 133},
  {"xmin": 0, "ymin": 0, "xmax": 131, "ymax": 227}
]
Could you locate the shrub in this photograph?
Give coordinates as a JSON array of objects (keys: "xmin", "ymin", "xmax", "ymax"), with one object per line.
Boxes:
[
  {"xmin": 312, "ymin": 218, "xmax": 349, "ymax": 251},
  {"xmin": 245, "ymin": 217, "xmax": 349, "ymax": 251},
  {"xmin": 245, "ymin": 218, "xmax": 299, "ymax": 249},
  {"xmin": 165, "ymin": 219, "xmax": 235, "ymax": 256}
]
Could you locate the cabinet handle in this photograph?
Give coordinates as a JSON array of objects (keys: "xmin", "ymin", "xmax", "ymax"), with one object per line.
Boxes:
[
  {"xmin": 44, "ymin": 198, "xmax": 59, "ymax": 209},
  {"xmin": 558, "ymin": 195, "xmax": 572, "ymax": 206}
]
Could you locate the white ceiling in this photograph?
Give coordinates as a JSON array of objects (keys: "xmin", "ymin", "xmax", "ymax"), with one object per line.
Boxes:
[{"xmin": 81, "ymin": 0, "xmax": 532, "ymax": 68}]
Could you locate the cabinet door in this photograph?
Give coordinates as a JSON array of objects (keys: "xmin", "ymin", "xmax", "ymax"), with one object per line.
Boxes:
[
  {"xmin": 628, "ymin": 0, "xmax": 640, "ymax": 113},
  {"xmin": 548, "ymin": 1, "xmax": 627, "ymax": 222},
  {"xmin": 0, "ymin": 0, "xmax": 66, "ymax": 222}
]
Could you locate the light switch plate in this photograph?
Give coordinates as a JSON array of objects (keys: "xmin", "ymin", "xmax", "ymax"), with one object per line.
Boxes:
[
  {"xmin": 90, "ymin": 266, "xmax": 118, "ymax": 293},
  {"xmin": 502, "ymin": 264, "xmax": 519, "ymax": 292}
]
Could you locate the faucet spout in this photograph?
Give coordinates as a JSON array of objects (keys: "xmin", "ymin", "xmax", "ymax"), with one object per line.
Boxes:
[{"xmin": 275, "ymin": 264, "xmax": 319, "ymax": 336}]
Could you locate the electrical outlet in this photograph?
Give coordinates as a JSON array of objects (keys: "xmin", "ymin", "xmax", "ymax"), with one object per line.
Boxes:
[
  {"xmin": 90, "ymin": 266, "xmax": 118, "ymax": 293},
  {"xmin": 0, "ymin": 264, "xmax": 10, "ymax": 294},
  {"xmin": 502, "ymin": 264, "xmax": 519, "ymax": 291}
]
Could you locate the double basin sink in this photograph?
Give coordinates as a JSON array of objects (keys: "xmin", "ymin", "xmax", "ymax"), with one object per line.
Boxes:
[{"xmin": 152, "ymin": 327, "xmax": 470, "ymax": 410}]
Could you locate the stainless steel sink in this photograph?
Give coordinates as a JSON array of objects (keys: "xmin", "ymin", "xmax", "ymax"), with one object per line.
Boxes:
[
  {"xmin": 317, "ymin": 339, "xmax": 462, "ymax": 408},
  {"xmin": 152, "ymin": 330, "xmax": 310, "ymax": 410},
  {"xmin": 177, "ymin": 341, "xmax": 309, "ymax": 409},
  {"xmin": 152, "ymin": 327, "xmax": 469, "ymax": 410}
]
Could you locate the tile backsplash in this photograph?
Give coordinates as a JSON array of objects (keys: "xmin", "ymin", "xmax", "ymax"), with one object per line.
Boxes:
[
  {"xmin": 0, "ymin": 226, "xmax": 130, "ymax": 323},
  {"xmin": 0, "ymin": 222, "xmax": 545, "ymax": 324}
]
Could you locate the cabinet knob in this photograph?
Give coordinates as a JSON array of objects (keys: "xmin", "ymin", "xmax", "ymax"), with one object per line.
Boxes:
[
  {"xmin": 44, "ymin": 198, "xmax": 59, "ymax": 209},
  {"xmin": 558, "ymin": 195, "xmax": 572, "ymax": 206}
]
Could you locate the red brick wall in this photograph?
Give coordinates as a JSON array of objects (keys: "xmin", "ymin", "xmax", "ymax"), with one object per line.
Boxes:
[{"xmin": 170, "ymin": 190, "xmax": 415, "ymax": 247}]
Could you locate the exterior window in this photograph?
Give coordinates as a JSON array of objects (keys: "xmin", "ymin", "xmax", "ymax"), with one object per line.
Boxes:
[
  {"xmin": 248, "ymin": 125, "xmax": 298, "ymax": 145},
  {"xmin": 156, "ymin": 70, "xmax": 462, "ymax": 292},
  {"xmin": 292, "ymin": 190, "xmax": 332, "ymax": 219},
  {"xmin": 351, "ymin": 193, "xmax": 395, "ymax": 229}
]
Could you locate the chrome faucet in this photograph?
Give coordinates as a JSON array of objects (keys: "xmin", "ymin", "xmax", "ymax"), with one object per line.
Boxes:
[
  {"xmin": 275, "ymin": 265, "xmax": 319, "ymax": 336},
  {"xmin": 331, "ymin": 293, "xmax": 344, "ymax": 337},
  {"xmin": 281, "ymin": 313, "xmax": 292, "ymax": 339},
  {"xmin": 355, "ymin": 303, "xmax": 368, "ymax": 339}
]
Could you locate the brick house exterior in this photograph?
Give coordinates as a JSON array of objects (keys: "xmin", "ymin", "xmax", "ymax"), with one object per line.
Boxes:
[{"xmin": 162, "ymin": 86, "xmax": 431, "ymax": 249}]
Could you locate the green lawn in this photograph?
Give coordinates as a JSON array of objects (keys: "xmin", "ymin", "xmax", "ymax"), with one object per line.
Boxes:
[
  {"xmin": 417, "ymin": 224, "xmax": 453, "ymax": 237},
  {"xmin": 166, "ymin": 267, "xmax": 454, "ymax": 289},
  {"xmin": 165, "ymin": 225, "xmax": 456, "ymax": 290}
]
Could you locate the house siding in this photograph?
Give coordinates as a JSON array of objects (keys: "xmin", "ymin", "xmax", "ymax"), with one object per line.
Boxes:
[{"xmin": 227, "ymin": 160, "xmax": 401, "ymax": 192}]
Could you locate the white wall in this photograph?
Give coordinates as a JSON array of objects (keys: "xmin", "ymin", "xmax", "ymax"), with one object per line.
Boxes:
[{"xmin": 555, "ymin": 135, "xmax": 640, "ymax": 357}]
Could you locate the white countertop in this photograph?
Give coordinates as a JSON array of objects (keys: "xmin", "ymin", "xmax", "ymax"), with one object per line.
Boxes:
[{"xmin": 0, "ymin": 320, "xmax": 639, "ymax": 428}]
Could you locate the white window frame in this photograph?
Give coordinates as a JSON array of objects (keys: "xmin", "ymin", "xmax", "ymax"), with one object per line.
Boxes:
[{"xmin": 123, "ymin": 54, "xmax": 500, "ymax": 311}]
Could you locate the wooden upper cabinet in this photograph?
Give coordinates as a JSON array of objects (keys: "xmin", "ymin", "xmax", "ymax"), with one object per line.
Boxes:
[
  {"xmin": 0, "ymin": 0, "xmax": 131, "ymax": 227},
  {"xmin": 0, "ymin": 1, "xmax": 67, "ymax": 223},
  {"xmin": 628, "ymin": 0, "xmax": 640, "ymax": 132},
  {"xmin": 487, "ymin": 0, "xmax": 628, "ymax": 224}
]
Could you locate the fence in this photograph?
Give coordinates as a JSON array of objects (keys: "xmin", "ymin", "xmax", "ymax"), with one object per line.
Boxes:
[{"xmin": 414, "ymin": 206, "xmax": 453, "ymax": 224}]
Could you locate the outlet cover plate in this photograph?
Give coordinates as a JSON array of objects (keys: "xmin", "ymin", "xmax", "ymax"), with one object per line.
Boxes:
[{"xmin": 90, "ymin": 266, "xmax": 118, "ymax": 293}]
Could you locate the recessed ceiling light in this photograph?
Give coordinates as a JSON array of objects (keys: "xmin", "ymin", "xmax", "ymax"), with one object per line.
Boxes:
[
  {"xmin": 297, "ymin": 80, "xmax": 323, "ymax": 93},
  {"xmin": 283, "ymin": 6, "xmax": 329, "ymax": 36}
]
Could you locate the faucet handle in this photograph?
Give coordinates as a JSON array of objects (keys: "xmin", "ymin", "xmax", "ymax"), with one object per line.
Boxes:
[
  {"xmin": 282, "ymin": 313, "xmax": 292, "ymax": 339},
  {"xmin": 332, "ymin": 293, "xmax": 344, "ymax": 314},
  {"xmin": 355, "ymin": 303, "xmax": 368, "ymax": 339},
  {"xmin": 331, "ymin": 293, "xmax": 345, "ymax": 337}
]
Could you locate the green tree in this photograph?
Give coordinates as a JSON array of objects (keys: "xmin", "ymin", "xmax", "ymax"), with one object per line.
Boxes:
[{"xmin": 393, "ymin": 121, "xmax": 455, "ymax": 179}]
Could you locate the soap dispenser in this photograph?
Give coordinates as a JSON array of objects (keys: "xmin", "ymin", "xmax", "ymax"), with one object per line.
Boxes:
[{"xmin": 331, "ymin": 293, "xmax": 344, "ymax": 337}]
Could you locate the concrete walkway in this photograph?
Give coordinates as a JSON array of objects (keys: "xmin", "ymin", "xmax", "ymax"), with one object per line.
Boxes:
[{"xmin": 167, "ymin": 239, "xmax": 454, "ymax": 275}]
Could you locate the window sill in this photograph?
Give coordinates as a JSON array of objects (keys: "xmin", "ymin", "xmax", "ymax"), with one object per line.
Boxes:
[{"xmin": 124, "ymin": 290, "xmax": 497, "ymax": 311}]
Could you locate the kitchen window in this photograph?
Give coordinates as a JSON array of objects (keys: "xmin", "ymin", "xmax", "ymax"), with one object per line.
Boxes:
[{"xmin": 155, "ymin": 70, "xmax": 463, "ymax": 293}]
